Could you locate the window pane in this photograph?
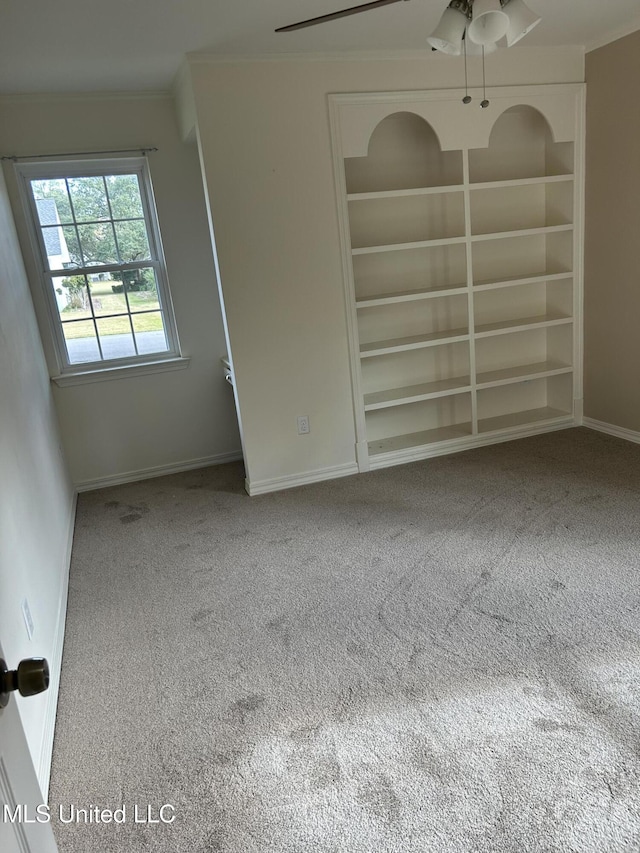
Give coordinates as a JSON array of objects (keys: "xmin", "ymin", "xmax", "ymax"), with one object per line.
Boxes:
[
  {"xmin": 42, "ymin": 225, "xmax": 82, "ymax": 270},
  {"xmin": 106, "ymin": 174, "xmax": 144, "ymax": 219},
  {"xmin": 96, "ymin": 316, "xmax": 136, "ymax": 360},
  {"xmin": 125, "ymin": 268, "xmax": 160, "ymax": 312},
  {"xmin": 32, "ymin": 181, "xmax": 73, "ymax": 224},
  {"xmin": 54, "ymin": 274, "xmax": 92, "ymax": 320},
  {"xmin": 67, "ymin": 176, "xmax": 109, "ymax": 222},
  {"xmin": 22, "ymin": 160, "xmax": 179, "ymax": 373},
  {"xmin": 88, "ymin": 276, "xmax": 127, "ymax": 317},
  {"xmin": 132, "ymin": 312, "xmax": 168, "ymax": 355},
  {"xmin": 114, "ymin": 219, "xmax": 151, "ymax": 262},
  {"xmin": 62, "ymin": 320, "xmax": 100, "ymax": 364},
  {"xmin": 77, "ymin": 222, "xmax": 118, "ymax": 266}
]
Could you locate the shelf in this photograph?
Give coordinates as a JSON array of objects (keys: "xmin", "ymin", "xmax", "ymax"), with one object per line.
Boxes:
[
  {"xmin": 473, "ymin": 271, "xmax": 572, "ymax": 291},
  {"xmin": 356, "ymin": 283, "xmax": 467, "ymax": 308},
  {"xmin": 471, "ymin": 224, "xmax": 573, "ymax": 242},
  {"xmin": 478, "ymin": 406, "xmax": 571, "ymax": 434},
  {"xmin": 474, "ymin": 313, "xmax": 572, "ymax": 338},
  {"xmin": 352, "ymin": 236, "xmax": 467, "ymax": 256},
  {"xmin": 360, "ymin": 327, "xmax": 469, "ymax": 358},
  {"xmin": 347, "ymin": 185, "xmax": 463, "ymax": 200},
  {"xmin": 368, "ymin": 422, "xmax": 473, "ymax": 456},
  {"xmin": 333, "ymin": 89, "xmax": 582, "ymax": 473},
  {"xmin": 364, "ymin": 377, "xmax": 471, "ymax": 411},
  {"xmin": 469, "ymin": 175, "xmax": 573, "ymax": 191},
  {"xmin": 476, "ymin": 361, "xmax": 572, "ymax": 389}
]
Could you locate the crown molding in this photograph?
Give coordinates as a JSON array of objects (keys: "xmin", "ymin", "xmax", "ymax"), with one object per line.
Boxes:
[
  {"xmin": 586, "ymin": 16, "xmax": 640, "ymax": 53},
  {"xmin": 186, "ymin": 44, "xmax": 583, "ymax": 66},
  {"xmin": 187, "ymin": 48, "xmax": 444, "ymax": 64},
  {"xmin": 0, "ymin": 90, "xmax": 170, "ymax": 105}
]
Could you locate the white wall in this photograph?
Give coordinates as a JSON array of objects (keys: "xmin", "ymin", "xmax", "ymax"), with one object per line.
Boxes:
[
  {"xmin": 0, "ymin": 167, "xmax": 75, "ymax": 792},
  {"xmin": 584, "ymin": 31, "xmax": 640, "ymax": 432},
  {"xmin": 186, "ymin": 49, "xmax": 585, "ymax": 493},
  {"xmin": 0, "ymin": 93, "xmax": 241, "ymax": 488}
]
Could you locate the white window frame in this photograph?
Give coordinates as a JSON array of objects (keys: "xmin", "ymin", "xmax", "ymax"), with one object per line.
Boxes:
[{"xmin": 16, "ymin": 156, "xmax": 183, "ymax": 381}]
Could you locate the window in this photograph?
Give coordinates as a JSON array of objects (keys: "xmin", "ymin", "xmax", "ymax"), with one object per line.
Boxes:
[{"xmin": 17, "ymin": 157, "xmax": 181, "ymax": 377}]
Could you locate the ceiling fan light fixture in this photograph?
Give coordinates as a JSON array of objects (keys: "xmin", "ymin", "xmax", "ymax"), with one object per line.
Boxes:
[
  {"xmin": 463, "ymin": 36, "xmax": 497, "ymax": 55},
  {"xmin": 467, "ymin": 0, "xmax": 509, "ymax": 46},
  {"xmin": 427, "ymin": 5, "xmax": 469, "ymax": 55},
  {"xmin": 503, "ymin": 0, "xmax": 541, "ymax": 46}
]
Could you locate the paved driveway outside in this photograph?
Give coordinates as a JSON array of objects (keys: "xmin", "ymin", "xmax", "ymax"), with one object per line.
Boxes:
[{"xmin": 67, "ymin": 330, "xmax": 168, "ymax": 363}]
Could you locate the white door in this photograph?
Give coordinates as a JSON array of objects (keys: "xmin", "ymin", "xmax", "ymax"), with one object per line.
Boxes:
[{"xmin": 0, "ymin": 644, "xmax": 58, "ymax": 852}]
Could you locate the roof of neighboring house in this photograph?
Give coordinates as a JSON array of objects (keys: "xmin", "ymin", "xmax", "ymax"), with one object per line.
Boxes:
[{"xmin": 36, "ymin": 198, "xmax": 62, "ymax": 257}]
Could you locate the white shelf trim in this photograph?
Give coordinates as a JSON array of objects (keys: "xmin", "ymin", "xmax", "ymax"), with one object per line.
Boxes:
[
  {"xmin": 352, "ymin": 236, "xmax": 466, "ymax": 255},
  {"xmin": 347, "ymin": 184, "xmax": 464, "ymax": 200},
  {"xmin": 360, "ymin": 328, "xmax": 470, "ymax": 358},
  {"xmin": 471, "ymin": 223, "xmax": 573, "ymax": 242},
  {"xmin": 476, "ymin": 363, "xmax": 572, "ymax": 390},
  {"xmin": 468, "ymin": 174, "xmax": 574, "ymax": 191},
  {"xmin": 368, "ymin": 422, "xmax": 473, "ymax": 456},
  {"xmin": 477, "ymin": 406, "xmax": 572, "ymax": 434},
  {"xmin": 473, "ymin": 271, "xmax": 573, "ymax": 291},
  {"xmin": 474, "ymin": 314, "xmax": 573, "ymax": 338},
  {"xmin": 364, "ymin": 377, "xmax": 471, "ymax": 410},
  {"xmin": 356, "ymin": 284, "xmax": 468, "ymax": 308}
]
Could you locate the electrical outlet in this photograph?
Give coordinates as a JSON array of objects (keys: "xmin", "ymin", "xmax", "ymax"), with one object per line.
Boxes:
[
  {"xmin": 21, "ymin": 598, "xmax": 34, "ymax": 641},
  {"xmin": 297, "ymin": 415, "xmax": 310, "ymax": 435}
]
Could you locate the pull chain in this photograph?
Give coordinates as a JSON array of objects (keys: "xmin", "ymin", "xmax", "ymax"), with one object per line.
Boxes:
[
  {"xmin": 480, "ymin": 45, "xmax": 490, "ymax": 108},
  {"xmin": 462, "ymin": 35, "xmax": 471, "ymax": 104}
]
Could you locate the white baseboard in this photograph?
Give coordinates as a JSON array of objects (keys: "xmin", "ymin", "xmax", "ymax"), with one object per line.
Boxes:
[
  {"xmin": 245, "ymin": 462, "xmax": 359, "ymax": 496},
  {"xmin": 582, "ymin": 417, "xmax": 640, "ymax": 445},
  {"xmin": 75, "ymin": 450, "xmax": 244, "ymax": 492},
  {"xmin": 38, "ymin": 489, "xmax": 77, "ymax": 798}
]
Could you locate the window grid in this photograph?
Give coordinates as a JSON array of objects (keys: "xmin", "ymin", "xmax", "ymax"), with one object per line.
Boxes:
[{"xmin": 18, "ymin": 157, "xmax": 179, "ymax": 374}]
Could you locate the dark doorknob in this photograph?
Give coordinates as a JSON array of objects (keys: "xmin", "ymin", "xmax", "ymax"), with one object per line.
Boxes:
[{"xmin": 0, "ymin": 657, "xmax": 50, "ymax": 709}]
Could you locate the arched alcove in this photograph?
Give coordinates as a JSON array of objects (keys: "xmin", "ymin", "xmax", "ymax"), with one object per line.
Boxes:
[
  {"xmin": 469, "ymin": 105, "xmax": 575, "ymax": 183},
  {"xmin": 344, "ymin": 111, "xmax": 463, "ymax": 194}
]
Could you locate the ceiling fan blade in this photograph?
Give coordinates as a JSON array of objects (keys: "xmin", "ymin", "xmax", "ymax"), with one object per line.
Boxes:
[{"xmin": 275, "ymin": 0, "xmax": 410, "ymax": 32}]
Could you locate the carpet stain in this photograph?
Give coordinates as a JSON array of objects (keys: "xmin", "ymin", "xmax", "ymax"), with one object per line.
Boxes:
[
  {"xmin": 104, "ymin": 500, "xmax": 120, "ymax": 508},
  {"xmin": 411, "ymin": 745, "xmax": 456, "ymax": 782},
  {"xmin": 408, "ymin": 642, "xmax": 424, "ymax": 667},
  {"xmin": 346, "ymin": 641, "xmax": 366, "ymax": 658},
  {"xmin": 311, "ymin": 756, "xmax": 342, "ymax": 789},
  {"xmin": 402, "ymin": 683, "xmax": 429, "ymax": 701},
  {"xmin": 211, "ymin": 748, "xmax": 242, "ymax": 767},
  {"xmin": 118, "ymin": 503, "xmax": 149, "ymax": 524},
  {"xmin": 231, "ymin": 694, "xmax": 266, "ymax": 716},
  {"xmin": 266, "ymin": 615, "xmax": 291, "ymax": 650},
  {"xmin": 192, "ymin": 608, "xmax": 214, "ymax": 625},
  {"xmin": 119, "ymin": 513, "xmax": 142, "ymax": 524},
  {"xmin": 357, "ymin": 773, "xmax": 401, "ymax": 823}
]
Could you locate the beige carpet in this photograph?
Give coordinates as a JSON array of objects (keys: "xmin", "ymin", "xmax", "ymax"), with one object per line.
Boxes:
[{"xmin": 49, "ymin": 428, "xmax": 640, "ymax": 852}]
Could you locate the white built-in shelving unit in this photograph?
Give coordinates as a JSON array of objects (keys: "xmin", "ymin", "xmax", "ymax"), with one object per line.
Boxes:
[{"xmin": 330, "ymin": 85, "xmax": 585, "ymax": 471}]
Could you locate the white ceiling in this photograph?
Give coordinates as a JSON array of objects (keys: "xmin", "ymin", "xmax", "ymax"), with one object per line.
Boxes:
[{"xmin": 1, "ymin": 0, "xmax": 639, "ymax": 94}]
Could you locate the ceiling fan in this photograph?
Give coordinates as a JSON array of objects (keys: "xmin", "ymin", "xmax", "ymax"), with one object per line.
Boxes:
[
  {"xmin": 275, "ymin": 0, "xmax": 410, "ymax": 32},
  {"xmin": 275, "ymin": 0, "xmax": 542, "ymax": 54}
]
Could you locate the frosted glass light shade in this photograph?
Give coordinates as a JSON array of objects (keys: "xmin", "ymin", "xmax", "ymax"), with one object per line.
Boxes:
[
  {"xmin": 504, "ymin": 0, "xmax": 541, "ymax": 46},
  {"xmin": 467, "ymin": 0, "xmax": 509, "ymax": 46},
  {"xmin": 427, "ymin": 7, "xmax": 468, "ymax": 55},
  {"xmin": 463, "ymin": 38, "xmax": 498, "ymax": 55}
]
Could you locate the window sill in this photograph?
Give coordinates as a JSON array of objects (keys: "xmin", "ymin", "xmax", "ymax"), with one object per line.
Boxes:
[{"xmin": 51, "ymin": 356, "xmax": 191, "ymax": 387}]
